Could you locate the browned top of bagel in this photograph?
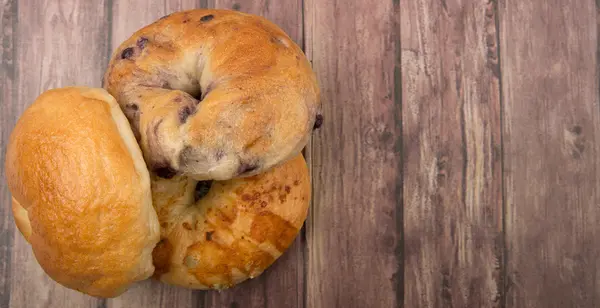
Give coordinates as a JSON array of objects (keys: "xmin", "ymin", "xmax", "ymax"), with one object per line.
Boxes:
[
  {"xmin": 4, "ymin": 87, "xmax": 160, "ymax": 297},
  {"xmin": 150, "ymin": 154, "xmax": 310, "ymax": 289},
  {"xmin": 103, "ymin": 9, "xmax": 320, "ymax": 181}
]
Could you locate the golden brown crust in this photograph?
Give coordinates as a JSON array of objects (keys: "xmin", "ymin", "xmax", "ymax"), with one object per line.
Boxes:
[
  {"xmin": 4, "ymin": 87, "xmax": 160, "ymax": 298},
  {"xmin": 103, "ymin": 9, "xmax": 320, "ymax": 181},
  {"xmin": 12, "ymin": 198, "xmax": 32, "ymax": 240},
  {"xmin": 150, "ymin": 154, "xmax": 310, "ymax": 289}
]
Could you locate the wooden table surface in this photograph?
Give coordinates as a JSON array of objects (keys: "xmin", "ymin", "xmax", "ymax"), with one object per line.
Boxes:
[{"xmin": 1, "ymin": 0, "xmax": 599, "ymax": 307}]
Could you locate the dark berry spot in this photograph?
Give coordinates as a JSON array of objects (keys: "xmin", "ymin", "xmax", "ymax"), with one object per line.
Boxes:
[
  {"xmin": 195, "ymin": 180, "xmax": 213, "ymax": 202},
  {"xmin": 179, "ymin": 105, "xmax": 195, "ymax": 124},
  {"xmin": 200, "ymin": 15, "xmax": 214, "ymax": 22},
  {"xmin": 136, "ymin": 37, "xmax": 148, "ymax": 50},
  {"xmin": 125, "ymin": 103, "xmax": 138, "ymax": 111},
  {"xmin": 215, "ymin": 149, "xmax": 225, "ymax": 161},
  {"xmin": 121, "ymin": 47, "xmax": 134, "ymax": 59},
  {"xmin": 232, "ymin": 3, "xmax": 241, "ymax": 10},
  {"xmin": 173, "ymin": 96, "xmax": 182, "ymax": 103},
  {"xmin": 206, "ymin": 231, "xmax": 213, "ymax": 241},
  {"xmin": 238, "ymin": 162, "xmax": 258, "ymax": 175},
  {"xmin": 183, "ymin": 13, "xmax": 191, "ymax": 23},
  {"xmin": 313, "ymin": 114, "xmax": 323, "ymax": 129},
  {"xmin": 155, "ymin": 165, "xmax": 177, "ymax": 179}
]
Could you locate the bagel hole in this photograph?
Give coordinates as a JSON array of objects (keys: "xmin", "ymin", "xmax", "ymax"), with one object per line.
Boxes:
[
  {"xmin": 192, "ymin": 90, "xmax": 203, "ymax": 101},
  {"xmin": 181, "ymin": 77, "xmax": 203, "ymax": 101},
  {"xmin": 194, "ymin": 180, "xmax": 213, "ymax": 202}
]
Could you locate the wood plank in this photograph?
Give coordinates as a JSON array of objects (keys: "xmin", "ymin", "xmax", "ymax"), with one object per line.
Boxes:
[
  {"xmin": 401, "ymin": 0, "xmax": 504, "ymax": 307},
  {"xmin": 8, "ymin": 0, "xmax": 109, "ymax": 306},
  {"xmin": 0, "ymin": 0, "xmax": 17, "ymax": 307},
  {"xmin": 500, "ymin": 1, "xmax": 600, "ymax": 307},
  {"xmin": 220, "ymin": 0, "xmax": 303, "ymax": 43},
  {"xmin": 110, "ymin": 0, "xmax": 202, "ymax": 51},
  {"xmin": 304, "ymin": 0, "xmax": 401, "ymax": 307},
  {"xmin": 105, "ymin": 1, "xmax": 203, "ymax": 308},
  {"xmin": 204, "ymin": 1, "xmax": 306, "ymax": 308}
]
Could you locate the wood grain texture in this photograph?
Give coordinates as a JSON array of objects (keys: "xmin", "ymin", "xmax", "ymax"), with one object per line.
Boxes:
[
  {"xmin": 500, "ymin": 0, "xmax": 600, "ymax": 307},
  {"xmin": 8, "ymin": 0, "xmax": 109, "ymax": 307},
  {"xmin": 221, "ymin": 0, "xmax": 303, "ymax": 43},
  {"xmin": 0, "ymin": 1, "xmax": 17, "ymax": 307},
  {"xmin": 106, "ymin": 1, "xmax": 203, "ymax": 308},
  {"xmin": 4, "ymin": 0, "xmax": 600, "ymax": 307},
  {"xmin": 304, "ymin": 0, "xmax": 402, "ymax": 307},
  {"xmin": 205, "ymin": 1, "xmax": 306, "ymax": 307},
  {"xmin": 401, "ymin": 0, "xmax": 504, "ymax": 307},
  {"xmin": 110, "ymin": 0, "xmax": 203, "ymax": 52}
]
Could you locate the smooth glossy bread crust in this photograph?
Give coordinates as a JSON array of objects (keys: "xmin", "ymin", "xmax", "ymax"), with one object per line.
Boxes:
[
  {"xmin": 4, "ymin": 87, "xmax": 161, "ymax": 298},
  {"xmin": 103, "ymin": 9, "xmax": 320, "ymax": 181}
]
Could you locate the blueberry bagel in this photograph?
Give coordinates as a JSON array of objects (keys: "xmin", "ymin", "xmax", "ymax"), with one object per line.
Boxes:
[
  {"xmin": 103, "ymin": 9, "xmax": 320, "ymax": 181},
  {"xmin": 151, "ymin": 154, "xmax": 310, "ymax": 289}
]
